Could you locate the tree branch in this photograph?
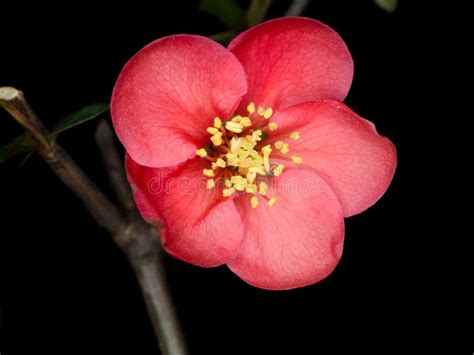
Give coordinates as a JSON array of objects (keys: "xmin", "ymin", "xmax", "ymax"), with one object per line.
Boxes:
[
  {"xmin": 285, "ymin": 0, "xmax": 310, "ymax": 17},
  {"xmin": 1, "ymin": 87, "xmax": 188, "ymax": 355},
  {"xmin": 94, "ymin": 119, "xmax": 136, "ymax": 214},
  {"xmin": 0, "ymin": 87, "xmax": 51, "ymax": 151}
]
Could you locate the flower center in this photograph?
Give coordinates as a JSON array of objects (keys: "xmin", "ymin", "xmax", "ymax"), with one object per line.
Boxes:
[{"xmin": 196, "ymin": 102, "xmax": 302, "ymax": 208}]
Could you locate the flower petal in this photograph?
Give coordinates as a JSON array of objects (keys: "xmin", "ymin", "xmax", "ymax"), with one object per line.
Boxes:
[
  {"xmin": 228, "ymin": 170, "xmax": 344, "ymax": 290},
  {"xmin": 270, "ymin": 100, "xmax": 397, "ymax": 217},
  {"xmin": 112, "ymin": 35, "xmax": 247, "ymax": 168},
  {"xmin": 228, "ymin": 17, "xmax": 353, "ymax": 112},
  {"xmin": 126, "ymin": 155, "xmax": 244, "ymax": 267},
  {"xmin": 126, "ymin": 155, "xmax": 175, "ymax": 223}
]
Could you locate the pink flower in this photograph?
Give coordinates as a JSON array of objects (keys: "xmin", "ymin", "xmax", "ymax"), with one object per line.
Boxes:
[{"xmin": 111, "ymin": 17, "xmax": 397, "ymax": 290}]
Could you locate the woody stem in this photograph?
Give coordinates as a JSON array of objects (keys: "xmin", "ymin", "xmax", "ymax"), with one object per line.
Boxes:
[{"xmin": 0, "ymin": 87, "xmax": 188, "ymax": 355}]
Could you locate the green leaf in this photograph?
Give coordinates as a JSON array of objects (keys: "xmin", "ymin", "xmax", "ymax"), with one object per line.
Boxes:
[
  {"xmin": 374, "ymin": 0, "xmax": 398, "ymax": 12},
  {"xmin": 51, "ymin": 103, "xmax": 109, "ymax": 139},
  {"xmin": 0, "ymin": 133, "xmax": 37, "ymax": 164},
  {"xmin": 200, "ymin": 0, "xmax": 245, "ymax": 31},
  {"xmin": 246, "ymin": 0, "xmax": 272, "ymax": 27},
  {"xmin": 209, "ymin": 30, "xmax": 238, "ymax": 45}
]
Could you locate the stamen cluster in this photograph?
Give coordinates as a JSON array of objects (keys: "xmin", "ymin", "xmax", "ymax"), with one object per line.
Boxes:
[{"xmin": 196, "ymin": 103, "xmax": 302, "ymax": 208}]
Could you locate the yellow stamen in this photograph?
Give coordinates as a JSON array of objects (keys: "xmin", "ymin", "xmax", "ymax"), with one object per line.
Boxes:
[
  {"xmin": 262, "ymin": 145, "xmax": 272, "ymax": 154},
  {"xmin": 196, "ymin": 148, "xmax": 207, "ymax": 157},
  {"xmin": 229, "ymin": 138, "xmax": 241, "ymax": 151},
  {"xmin": 230, "ymin": 175, "xmax": 247, "ymax": 191},
  {"xmin": 268, "ymin": 122, "xmax": 278, "ymax": 131},
  {"xmin": 207, "ymin": 127, "xmax": 219, "ymax": 134},
  {"xmin": 216, "ymin": 158, "xmax": 226, "ymax": 168},
  {"xmin": 291, "ymin": 156, "xmax": 303, "ymax": 164},
  {"xmin": 252, "ymin": 129, "xmax": 263, "ymax": 141},
  {"xmin": 268, "ymin": 196, "xmax": 277, "ymax": 207},
  {"xmin": 225, "ymin": 121, "xmax": 244, "ymax": 133},
  {"xmin": 223, "ymin": 187, "xmax": 235, "ymax": 197},
  {"xmin": 203, "ymin": 169, "xmax": 214, "ymax": 177},
  {"xmin": 246, "ymin": 183, "xmax": 257, "ymax": 194},
  {"xmin": 274, "ymin": 141, "xmax": 289, "ymax": 154},
  {"xmin": 225, "ymin": 152, "xmax": 239, "ymax": 166},
  {"xmin": 259, "ymin": 182, "xmax": 268, "ymax": 196},
  {"xmin": 211, "ymin": 132, "xmax": 223, "ymax": 146},
  {"xmin": 272, "ymin": 164, "xmax": 285, "ymax": 177},
  {"xmin": 247, "ymin": 102, "xmax": 256, "ymax": 114},
  {"xmin": 289, "ymin": 131, "xmax": 300, "ymax": 140},
  {"xmin": 263, "ymin": 108, "xmax": 273, "ymax": 119},
  {"xmin": 261, "ymin": 145, "xmax": 272, "ymax": 172},
  {"xmin": 249, "ymin": 166, "xmax": 266, "ymax": 175},
  {"xmin": 213, "ymin": 117, "xmax": 222, "ymax": 128},
  {"xmin": 198, "ymin": 103, "xmax": 287, "ymax": 201},
  {"xmin": 251, "ymin": 196, "xmax": 259, "ymax": 208},
  {"xmin": 240, "ymin": 117, "xmax": 252, "ymax": 127},
  {"xmin": 246, "ymin": 171, "xmax": 257, "ymax": 184},
  {"xmin": 241, "ymin": 137, "xmax": 256, "ymax": 149},
  {"xmin": 207, "ymin": 179, "xmax": 215, "ymax": 189}
]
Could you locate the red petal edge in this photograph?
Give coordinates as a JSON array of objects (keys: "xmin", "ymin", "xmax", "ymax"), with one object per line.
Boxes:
[
  {"xmin": 269, "ymin": 100, "xmax": 397, "ymax": 217},
  {"xmin": 112, "ymin": 35, "xmax": 247, "ymax": 168},
  {"xmin": 229, "ymin": 17, "xmax": 353, "ymax": 113},
  {"xmin": 126, "ymin": 155, "xmax": 244, "ymax": 267},
  {"xmin": 228, "ymin": 169, "xmax": 344, "ymax": 290}
]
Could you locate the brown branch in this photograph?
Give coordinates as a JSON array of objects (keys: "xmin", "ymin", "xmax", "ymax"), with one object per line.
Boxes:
[
  {"xmin": 94, "ymin": 120, "xmax": 188, "ymax": 353},
  {"xmin": 43, "ymin": 144, "xmax": 127, "ymax": 237},
  {"xmin": 94, "ymin": 119, "xmax": 135, "ymax": 214},
  {"xmin": 1, "ymin": 87, "xmax": 188, "ymax": 355},
  {"xmin": 0, "ymin": 87, "xmax": 51, "ymax": 151},
  {"xmin": 285, "ymin": 0, "xmax": 310, "ymax": 17}
]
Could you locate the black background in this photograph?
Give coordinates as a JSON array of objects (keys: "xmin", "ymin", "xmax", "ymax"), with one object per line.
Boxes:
[{"xmin": 0, "ymin": 1, "xmax": 461, "ymax": 354}]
